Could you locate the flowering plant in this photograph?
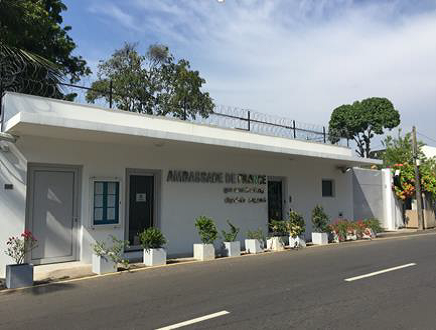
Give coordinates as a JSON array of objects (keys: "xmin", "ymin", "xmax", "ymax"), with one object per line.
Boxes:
[
  {"xmin": 354, "ymin": 220, "xmax": 368, "ymax": 238},
  {"xmin": 391, "ymin": 162, "xmax": 436, "ymax": 201},
  {"xmin": 5, "ymin": 230, "xmax": 38, "ymax": 264},
  {"xmin": 328, "ymin": 220, "xmax": 348, "ymax": 242}
]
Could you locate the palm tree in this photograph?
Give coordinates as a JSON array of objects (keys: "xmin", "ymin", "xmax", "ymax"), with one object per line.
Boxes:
[{"xmin": 0, "ymin": 0, "xmax": 63, "ymax": 98}]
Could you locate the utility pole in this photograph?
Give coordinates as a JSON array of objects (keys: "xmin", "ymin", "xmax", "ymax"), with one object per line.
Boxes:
[{"xmin": 412, "ymin": 126, "xmax": 424, "ymax": 231}]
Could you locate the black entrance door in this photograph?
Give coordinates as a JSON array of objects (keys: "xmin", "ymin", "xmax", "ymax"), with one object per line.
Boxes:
[
  {"xmin": 128, "ymin": 175, "xmax": 154, "ymax": 246},
  {"xmin": 268, "ymin": 180, "xmax": 283, "ymax": 222}
]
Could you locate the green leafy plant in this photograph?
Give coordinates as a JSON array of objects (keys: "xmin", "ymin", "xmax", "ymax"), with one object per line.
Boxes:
[
  {"xmin": 269, "ymin": 220, "xmax": 287, "ymax": 236},
  {"xmin": 221, "ymin": 220, "xmax": 240, "ymax": 242},
  {"xmin": 363, "ymin": 218, "xmax": 383, "ymax": 234},
  {"xmin": 246, "ymin": 228, "xmax": 265, "ymax": 246},
  {"xmin": 311, "ymin": 205, "xmax": 329, "ymax": 233},
  {"xmin": 286, "ymin": 211, "xmax": 306, "ymax": 238},
  {"xmin": 195, "ymin": 216, "xmax": 218, "ymax": 244},
  {"xmin": 92, "ymin": 235, "xmax": 130, "ymax": 269},
  {"xmin": 138, "ymin": 227, "xmax": 167, "ymax": 252}
]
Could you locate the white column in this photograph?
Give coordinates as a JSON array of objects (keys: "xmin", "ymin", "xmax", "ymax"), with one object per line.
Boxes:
[{"xmin": 382, "ymin": 169, "xmax": 397, "ymax": 231}]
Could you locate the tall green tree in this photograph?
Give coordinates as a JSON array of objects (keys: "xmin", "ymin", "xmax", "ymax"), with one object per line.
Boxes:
[
  {"xmin": 328, "ymin": 97, "xmax": 400, "ymax": 158},
  {"xmin": 380, "ymin": 129, "xmax": 425, "ymax": 168},
  {"xmin": 86, "ymin": 43, "xmax": 214, "ymax": 119},
  {"xmin": 0, "ymin": 0, "xmax": 90, "ymax": 97}
]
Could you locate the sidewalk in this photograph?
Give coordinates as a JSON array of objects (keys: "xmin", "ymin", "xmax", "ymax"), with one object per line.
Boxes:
[{"xmin": 376, "ymin": 228, "xmax": 435, "ymax": 238}]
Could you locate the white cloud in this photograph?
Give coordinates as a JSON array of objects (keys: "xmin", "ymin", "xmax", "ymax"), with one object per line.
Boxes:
[{"xmin": 87, "ymin": 0, "xmax": 436, "ymax": 143}]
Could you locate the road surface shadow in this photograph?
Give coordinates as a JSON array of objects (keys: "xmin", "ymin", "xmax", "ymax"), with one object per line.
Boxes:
[{"xmin": 27, "ymin": 282, "xmax": 77, "ymax": 295}]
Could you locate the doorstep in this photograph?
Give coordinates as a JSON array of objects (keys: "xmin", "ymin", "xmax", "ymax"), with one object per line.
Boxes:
[{"xmin": 34, "ymin": 261, "xmax": 93, "ymax": 282}]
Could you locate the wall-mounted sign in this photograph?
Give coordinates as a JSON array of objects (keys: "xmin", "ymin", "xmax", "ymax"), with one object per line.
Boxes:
[
  {"xmin": 224, "ymin": 197, "xmax": 246, "ymax": 204},
  {"xmin": 167, "ymin": 170, "xmax": 266, "ymax": 185},
  {"xmin": 136, "ymin": 193, "xmax": 146, "ymax": 202},
  {"xmin": 223, "ymin": 187, "xmax": 265, "ymax": 194}
]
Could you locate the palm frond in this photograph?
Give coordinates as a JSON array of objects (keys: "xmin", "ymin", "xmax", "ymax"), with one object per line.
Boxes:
[{"xmin": 0, "ymin": 43, "xmax": 64, "ymax": 97}]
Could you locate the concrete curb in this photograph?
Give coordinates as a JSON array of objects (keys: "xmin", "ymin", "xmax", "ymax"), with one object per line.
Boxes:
[{"xmin": 1, "ymin": 230, "xmax": 434, "ymax": 295}]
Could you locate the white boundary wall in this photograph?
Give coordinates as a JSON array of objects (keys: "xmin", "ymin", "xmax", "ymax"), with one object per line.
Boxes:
[{"xmin": 352, "ymin": 167, "xmax": 403, "ymax": 230}]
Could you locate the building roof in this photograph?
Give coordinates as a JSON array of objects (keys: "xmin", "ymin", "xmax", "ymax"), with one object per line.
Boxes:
[{"xmin": 1, "ymin": 92, "xmax": 381, "ymax": 166}]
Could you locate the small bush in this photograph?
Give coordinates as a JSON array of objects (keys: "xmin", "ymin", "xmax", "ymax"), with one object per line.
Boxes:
[
  {"xmin": 92, "ymin": 235, "xmax": 130, "ymax": 268},
  {"xmin": 138, "ymin": 227, "xmax": 167, "ymax": 252},
  {"xmin": 247, "ymin": 228, "xmax": 265, "ymax": 245},
  {"xmin": 311, "ymin": 205, "xmax": 329, "ymax": 233},
  {"xmin": 363, "ymin": 218, "xmax": 383, "ymax": 233},
  {"xmin": 269, "ymin": 220, "xmax": 287, "ymax": 236},
  {"xmin": 195, "ymin": 216, "xmax": 218, "ymax": 244},
  {"xmin": 221, "ymin": 220, "xmax": 240, "ymax": 242},
  {"xmin": 286, "ymin": 211, "xmax": 306, "ymax": 238}
]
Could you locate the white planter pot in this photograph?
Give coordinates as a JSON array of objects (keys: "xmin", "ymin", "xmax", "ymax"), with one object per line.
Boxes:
[
  {"xmin": 312, "ymin": 232, "xmax": 328, "ymax": 245},
  {"xmin": 266, "ymin": 236, "xmax": 286, "ymax": 251},
  {"xmin": 346, "ymin": 233, "xmax": 358, "ymax": 241},
  {"xmin": 193, "ymin": 243, "xmax": 215, "ymax": 261},
  {"xmin": 362, "ymin": 228, "xmax": 376, "ymax": 239},
  {"xmin": 92, "ymin": 254, "xmax": 117, "ymax": 274},
  {"xmin": 143, "ymin": 248, "xmax": 167, "ymax": 266},
  {"xmin": 5, "ymin": 264, "xmax": 34, "ymax": 289},
  {"xmin": 332, "ymin": 232, "xmax": 342, "ymax": 243},
  {"xmin": 245, "ymin": 239, "xmax": 264, "ymax": 254},
  {"xmin": 223, "ymin": 241, "xmax": 241, "ymax": 257},
  {"xmin": 289, "ymin": 235, "xmax": 306, "ymax": 248}
]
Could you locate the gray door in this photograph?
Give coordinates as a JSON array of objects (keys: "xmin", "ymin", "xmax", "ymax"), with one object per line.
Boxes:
[{"xmin": 28, "ymin": 166, "xmax": 79, "ymax": 264}]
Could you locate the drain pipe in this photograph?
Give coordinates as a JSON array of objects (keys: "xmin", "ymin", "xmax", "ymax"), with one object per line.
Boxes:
[{"xmin": 0, "ymin": 132, "xmax": 17, "ymax": 143}]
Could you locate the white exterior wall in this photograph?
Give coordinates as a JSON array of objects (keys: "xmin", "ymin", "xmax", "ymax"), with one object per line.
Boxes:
[
  {"xmin": 0, "ymin": 135, "xmax": 354, "ymax": 276},
  {"xmin": 0, "ymin": 143, "xmax": 27, "ymax": 277},
  {"xmin": 422, "ymin": 146, "xmax": 436, "ymax": 159}
]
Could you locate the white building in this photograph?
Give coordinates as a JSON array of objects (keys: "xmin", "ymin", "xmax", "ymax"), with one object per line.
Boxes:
[
  {"xmin": 0, "ymin": 92, "xmax": 380, "ymax": 276},
  {"xmin": 422, "ymin": 145, "xmax": 436, "ymax": 159}
]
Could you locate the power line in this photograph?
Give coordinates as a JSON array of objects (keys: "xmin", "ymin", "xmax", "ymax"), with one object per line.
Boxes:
[{"xmin": 417, "ymin": 131, "xmax": 436, "ymax": 144}]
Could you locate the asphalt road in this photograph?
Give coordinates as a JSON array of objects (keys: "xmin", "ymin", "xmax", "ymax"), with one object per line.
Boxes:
[{"xmin": 1, "ymin": 233, "xmax": 436, "ymax": 330}]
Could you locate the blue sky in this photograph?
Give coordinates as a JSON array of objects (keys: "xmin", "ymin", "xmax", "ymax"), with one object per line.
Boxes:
[{"xmin": 63, "ymin": 0, "xmax": 436, "ymax": 147}]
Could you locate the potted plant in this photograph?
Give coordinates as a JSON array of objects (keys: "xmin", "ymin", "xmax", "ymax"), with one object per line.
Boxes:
[
  {"xmin": 194, "ymin": 216, "xmax": 218, "ymax": 261},
  {"xmin": 4, "ymin": 230, "xmax": 37, "ymax": 289},
  {"xmin": 245, "ymin": 228, "xmax": 265, "ymax": 254},
  {"xmin": 354, "ymin": 220, "xmax": 367, "ymax": 239},
  {"xmin": 363, "ymin": 218, "xmax": 382, "ymax": 237},
  {"xmin": 139, "ymin": 227, "xmax": 167, "ymax": 266},
  {"xmin": 329, "ymin": 220, "xmax": 347, "ymax": 243},
  {"xmin": 221, "ymin": 220, "xmax": 241, "ymax": 257},
  {"xmin": 267, "ymin": 220, "xmax": 287, "ymax": 251},
  {"xmin": 311, "ymin": 205, "xmax": 329, "ymax": 245},
  {"xmin": 91, "ymin": 235, "xmax": 129, "ymax": 274},
  {"xmin": 346, "ymin": 221, "xmax": 358, "ymax": 241},
  {"xmin": 286, "ymin": 211, "xmax": 306, "ymax": 248}
]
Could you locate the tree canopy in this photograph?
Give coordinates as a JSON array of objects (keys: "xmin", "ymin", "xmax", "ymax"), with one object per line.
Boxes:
[
  {"xmin": 86, "ymin": 43, "xmax": 214, "ymax": 119},
  {"xmin": 0, "ymin": 0, "xmax": 90, "ymax": 98},
  {"xmin": 380, "ymin": 129, "xmax": 425, "ymax": 168},
  {"xmin": 328, "ymin": 97, "xmax": 400, "ymax": 158},
  {"xmin": 382, "ymin": 130, "xmax": 436, "ymax": 201}
]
